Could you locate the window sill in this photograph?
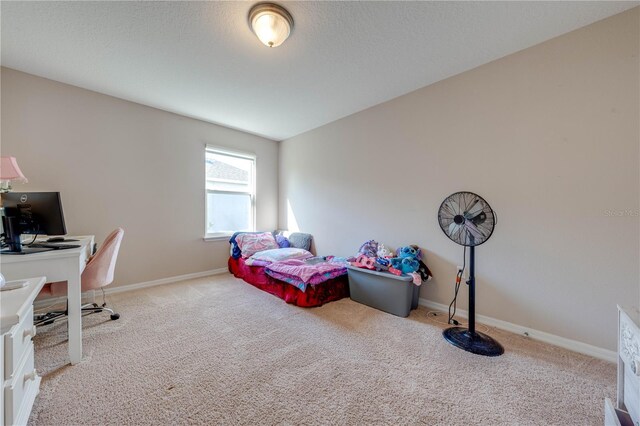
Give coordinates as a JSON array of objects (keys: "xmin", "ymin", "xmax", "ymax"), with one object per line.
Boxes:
[{"xmin": 203, "ymin": 235, "xmax": 231, "ymax": 242}]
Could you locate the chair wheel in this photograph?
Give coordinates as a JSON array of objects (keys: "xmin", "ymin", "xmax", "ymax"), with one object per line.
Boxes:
[{"xmin": 110, "ymin": 313, "xmax": 120, "ymax": 320}]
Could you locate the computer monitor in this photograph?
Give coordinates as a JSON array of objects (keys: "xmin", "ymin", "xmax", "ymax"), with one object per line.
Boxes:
[{"xmin": 1, "ymin": 192, "xmax": 67, "ymax": 252}]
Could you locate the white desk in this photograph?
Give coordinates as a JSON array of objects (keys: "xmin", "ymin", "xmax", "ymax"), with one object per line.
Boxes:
[
  {"xmin": 1, "ymin": 277, "xmax": 46, "ymax": 426},
  {"xmin": 0, "ymin": 236, "xmax": 94, "ymax": 365}
]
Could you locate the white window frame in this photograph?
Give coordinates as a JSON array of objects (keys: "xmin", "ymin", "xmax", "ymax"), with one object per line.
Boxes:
[{"xmin": 204, "ymin": 145, "xmax": 256, "ymax": 240}]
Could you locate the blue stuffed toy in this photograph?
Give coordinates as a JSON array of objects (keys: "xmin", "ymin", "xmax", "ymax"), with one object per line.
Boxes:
[
  {"xmin": 390, "ymin": 257, "xmax": 419, "ymax": 274},
  {"xmin": 397, "ymin": 246, "xmax": 420, "ymax": 260},
  {"xmin": 389, "ymin": 245, "xmax": 421, "ymax": 274}
]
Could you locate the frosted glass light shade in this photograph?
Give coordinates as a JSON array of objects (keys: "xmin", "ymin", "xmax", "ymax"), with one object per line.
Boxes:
[{"xmin": 249, "ymin": 3, "xmax": 293, "ymax": 48}]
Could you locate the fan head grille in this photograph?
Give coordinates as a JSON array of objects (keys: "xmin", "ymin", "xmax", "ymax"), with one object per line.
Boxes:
[{"xmin": 438, "ymin": 191, "xmax": 496, "ymax": 247}]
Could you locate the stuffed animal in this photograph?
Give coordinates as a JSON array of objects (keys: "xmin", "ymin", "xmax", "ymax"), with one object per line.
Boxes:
[
  {"xmin": 408, "ymin": 245, "xmax": 422, "ymax": 259},
  {"xmin": 358, "ymin": 240, "xmax": 379, "ymax": 258},
  {"xmin": 389, "ymin": 257, "xmax": 402, "ymax": 270},
  {"xmin": 388, "ymin": 245, "xmax": 422, "ymax": 274},
  {"xmin": 397, "ymin": 245, "xmax": 420, "ymax": 260},
  {"xmin": 402, "ymin": 245, "xmax": 432, "ymax": 280},
  {"xmin": 390, "ymin": 257, "xmax": 420, "ymax": 274},
  {"xmin": 417, "ymin": 260, "xmax": 432, "ymax": 281},
  {"xmin": 377, "ymin": 243, "xmax": 393, "ymax": 258},
  {"xmin": 402, "ymin": 258, "xmax": 420, "ymax": 273}
]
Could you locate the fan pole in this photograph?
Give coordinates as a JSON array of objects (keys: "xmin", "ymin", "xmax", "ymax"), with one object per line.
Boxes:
[
  {"xmin": 468, "ymin": 245, "xmax": 475, "ymax": 334},
  {"xmin": 442, "ymin": 243, "xmax": 504, "ymax": 356}
]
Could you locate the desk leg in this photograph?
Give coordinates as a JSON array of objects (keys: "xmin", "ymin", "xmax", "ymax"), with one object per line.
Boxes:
[{"xmin": 67, "ymin": 260, "xmax": 83, "ymax": 364}]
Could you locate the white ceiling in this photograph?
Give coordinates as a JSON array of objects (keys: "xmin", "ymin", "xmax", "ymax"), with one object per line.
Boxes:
[{"xmin": 1, "ymin": 1, "xmax": 637, "ymax": 141}]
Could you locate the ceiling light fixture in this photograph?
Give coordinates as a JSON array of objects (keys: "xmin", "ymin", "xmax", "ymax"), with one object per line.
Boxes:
[{"xmin": 248, "ymin": 3, "xmax": 294, "ymax": 48}]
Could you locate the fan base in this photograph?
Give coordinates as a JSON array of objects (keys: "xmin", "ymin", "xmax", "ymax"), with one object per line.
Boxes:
[{"xmin": 443, "ymin": 327, "xmax": 504, "ymax": 357}]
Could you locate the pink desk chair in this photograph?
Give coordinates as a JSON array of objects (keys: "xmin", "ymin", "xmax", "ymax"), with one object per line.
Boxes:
[{"xmin": 35, "ymin": 228, "xmax": 124, "ymax": 326}]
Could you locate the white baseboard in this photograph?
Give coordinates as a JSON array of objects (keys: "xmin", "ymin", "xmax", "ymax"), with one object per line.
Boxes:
[
  {"xmin": 31, "ymin": 270, "xmax": 615, "ymax": 363},
  {"xmin": 104, "ymin": 268, "xmax": 228, "ymax": 295},
  {"xmin": 34, "ymin": 268, "xmax": 229, "ymax": 310},
  {"xmin": 419, "ymin": 298, "xmax": 616, "ymax": 363}
]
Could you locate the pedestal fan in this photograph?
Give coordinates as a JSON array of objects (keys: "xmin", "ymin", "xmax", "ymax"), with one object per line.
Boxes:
[{"xmin": 437, "ymin": 191, "xmax": 504, "ymax": 356}]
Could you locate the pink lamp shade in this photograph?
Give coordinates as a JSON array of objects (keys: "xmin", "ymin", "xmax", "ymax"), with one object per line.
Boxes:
[{"xmin": 0, "ymin": 156, "xmax": 28, "ymax": 182}]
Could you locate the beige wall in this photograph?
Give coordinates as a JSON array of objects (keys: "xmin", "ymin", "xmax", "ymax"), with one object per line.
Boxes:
[
  {"xmin": 1, "ymin": 68, "xmax": 279, "ymax": 287},
  {"xmin": 279, "ymin": 8, "xmax": 640, "ymax": 351}
]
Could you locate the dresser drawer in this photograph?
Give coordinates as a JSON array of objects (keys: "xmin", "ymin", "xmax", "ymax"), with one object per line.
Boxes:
[
  {"xmin": 619, "ymin": 307, "xmax": 640, "ymax": 426},
  {"xmin": 624, "ymin": 362, "xmax": 640, "ymax": 425},
  {"xmin": 4, "ymin": 306, "xmax": 36, "ymax": 381},
  {"xmin": 620, "ymin": 310, "xmax": 640, "ymax": 371},
  {"xmin": 605, "ymin": 398, "xmax": 634, "ymax": 426},
  {"xmin": 4, "ymin": 342, "xmax": 40, "ymax": 426}
]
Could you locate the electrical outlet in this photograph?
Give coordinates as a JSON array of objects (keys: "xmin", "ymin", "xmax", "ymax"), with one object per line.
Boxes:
[{"xmin": 456, "ymin": 265, "xmax": 467, "ymax": 279}]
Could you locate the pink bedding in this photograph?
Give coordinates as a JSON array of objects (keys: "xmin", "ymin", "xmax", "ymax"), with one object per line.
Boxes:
[
  {"xmin": 265, "ymin": 259, "xmax": 347, "ymax": 292},
  {"xmin": 228, "ymin": 257, "xmax": 349, "ymax": 307}
]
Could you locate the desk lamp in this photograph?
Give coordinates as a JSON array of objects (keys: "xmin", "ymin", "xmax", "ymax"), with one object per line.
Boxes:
[
  {"xmin": 0, "ymin": 156, "xmax": 28, "ymax": 289},
  {"xmin": 0, "ymin": 156, "xmax": 28, "ymax": 193}
]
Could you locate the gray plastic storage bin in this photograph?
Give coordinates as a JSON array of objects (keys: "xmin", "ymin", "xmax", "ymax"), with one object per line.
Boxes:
[{"xmin": 347, "ymin": 265, "xmax": 420, "ymax": 317}]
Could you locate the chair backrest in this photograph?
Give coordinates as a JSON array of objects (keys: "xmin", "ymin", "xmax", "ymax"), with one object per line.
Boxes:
[{"xmin": 81, "ymin": 228, "xmax": 124, "ymax": 291}]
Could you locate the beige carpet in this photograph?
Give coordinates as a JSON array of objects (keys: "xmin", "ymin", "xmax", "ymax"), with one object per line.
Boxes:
[{"xmin": 29, "ymin": 273, "xmax": 614, "ymax": 425}]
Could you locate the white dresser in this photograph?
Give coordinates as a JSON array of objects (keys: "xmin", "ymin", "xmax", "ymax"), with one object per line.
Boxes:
[
  {"xmin": 1, "ymin": 277, "xmax": 45, "ymax": 426},
  {"xmin": 605, "ymin": 305, "xmax": 640, "ymax": 426}
]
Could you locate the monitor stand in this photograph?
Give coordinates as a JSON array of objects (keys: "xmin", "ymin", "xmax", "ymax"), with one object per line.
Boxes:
[{"xmin": 2, "ymin": 215, "xmax": 22, "ymax": 248}]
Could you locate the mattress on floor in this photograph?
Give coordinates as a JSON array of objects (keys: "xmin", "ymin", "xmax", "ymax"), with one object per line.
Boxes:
[{"xmin": 228, "ymin": 256, "xmax": 349, "ymax": 307}]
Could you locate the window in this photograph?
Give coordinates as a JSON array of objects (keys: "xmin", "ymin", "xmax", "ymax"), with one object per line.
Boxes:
[{"xmin": 205, "ymin": 146, "xmax": 256, "ymax": 238}]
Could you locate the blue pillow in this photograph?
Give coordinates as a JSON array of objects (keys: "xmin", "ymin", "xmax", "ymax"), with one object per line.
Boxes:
[{"xmin": 276, "ymin": 235, "xmax": 290, "ymax": 248}]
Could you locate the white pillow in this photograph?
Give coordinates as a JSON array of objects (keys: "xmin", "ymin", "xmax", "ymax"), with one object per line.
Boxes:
[{"xmin": 245, "ymin": 248, "xmax": 313, "ymax": 265}]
